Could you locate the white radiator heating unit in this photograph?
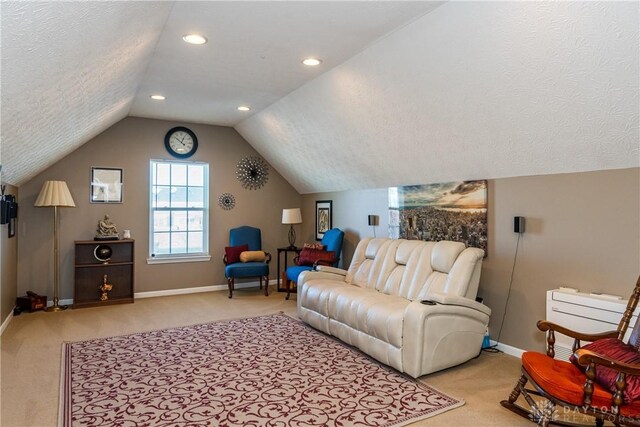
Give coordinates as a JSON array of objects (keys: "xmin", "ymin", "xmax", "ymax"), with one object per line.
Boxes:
[{"xmin": 546, "ymin": 287, "xmax": 639, "ymax": 361}]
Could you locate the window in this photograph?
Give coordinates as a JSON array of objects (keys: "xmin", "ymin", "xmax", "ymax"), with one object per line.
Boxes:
[{"xmin": 149, "ymin": 160, "xmax": 210, "ymax": 263}]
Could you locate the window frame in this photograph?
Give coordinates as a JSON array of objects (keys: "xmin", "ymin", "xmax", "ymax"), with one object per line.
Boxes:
[{"xmin": 147, "ymin": 159, "xmax": 210, "ymax": 264}]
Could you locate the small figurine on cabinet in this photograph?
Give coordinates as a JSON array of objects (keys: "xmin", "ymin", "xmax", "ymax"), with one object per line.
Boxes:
[
  {"xmin": 95, "ymin": 215, "xmax": 119, "ymax": 241},
  {"xmin": 99, "ymin": 274, "xmax": 113, "ymax": 301}
]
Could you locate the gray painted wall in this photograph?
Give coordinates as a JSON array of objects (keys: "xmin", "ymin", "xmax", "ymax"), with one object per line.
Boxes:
[
  {"xmin": 16, "ymin": 117, "xmax": 301, "ymax": 300},
  {"xmin": 1, "ymin": 183, "xmax": 18, "ymax": 322},
  {"xmin": 300, "ymin": 168, "xmax": 640, "ymax": 352}
]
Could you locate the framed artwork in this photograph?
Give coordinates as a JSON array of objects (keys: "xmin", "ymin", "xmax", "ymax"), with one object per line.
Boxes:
[
  {"xmin": 315, "ymin": 200, "xmax": 332, "ymax": 240},
  {"xmin": 91, "ymin": 167, "xmax": 123, "ymax": 203},
  {"xmin": 388, "ymin": 180, "xmax": 488, "ymax": 253}
]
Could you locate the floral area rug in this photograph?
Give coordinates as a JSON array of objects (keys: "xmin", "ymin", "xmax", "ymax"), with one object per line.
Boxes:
[{"xmin": 60, "ymin": 313, "xmax": 463, "ymax": 426}]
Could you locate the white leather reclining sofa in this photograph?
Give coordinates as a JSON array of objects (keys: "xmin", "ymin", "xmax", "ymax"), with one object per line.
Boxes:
[{"xmin": 297, "ymin": 238, "xmax": 491, "ymax": 378}]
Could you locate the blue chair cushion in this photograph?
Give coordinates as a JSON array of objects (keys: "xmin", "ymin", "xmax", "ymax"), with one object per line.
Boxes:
[
  {"xmin": 225, "ymin": 262, "xmax": 269, "ymax": 278},
  {"xmin": 229, "ymin": 226, "xmax": 262, "ymax": 251},
  {"xmin": 287, "ymin": 265, "xmax": 313, "ymax": 283}
]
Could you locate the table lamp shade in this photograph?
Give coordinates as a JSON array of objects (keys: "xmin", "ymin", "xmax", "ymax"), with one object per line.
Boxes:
[
  {"xmin": 34, "ymin": 181, "xmax": 75, "ymax": 207},
  {"xmin": 282, "ymin": 208, "xmax": 302, "ymax": 225}
]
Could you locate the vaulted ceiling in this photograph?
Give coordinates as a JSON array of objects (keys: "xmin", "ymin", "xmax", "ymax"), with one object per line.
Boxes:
[{"xmin": 2, "ymin": 1, "xmax": 638, "ymax": 192}]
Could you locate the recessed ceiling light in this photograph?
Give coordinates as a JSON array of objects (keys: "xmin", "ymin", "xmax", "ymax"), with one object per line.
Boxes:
[
  {"xmin": 237, "ymin": 106, "xmax": 251, "ymax": 112},
  {"xmin": 302, "ymin": 58, "xmax": 322, "ymax": 66},
  {"xmin": 182, "ymin": 34, "xmax": 207, "ymax": 45},
  {"xmin": 150, "ymin": 94, "xmax": 166, "ymax": 100}
]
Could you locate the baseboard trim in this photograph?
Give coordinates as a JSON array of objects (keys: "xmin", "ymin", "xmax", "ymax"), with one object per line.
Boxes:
[
  {"xmin": 135, "ymin": 279, "xmax": 277, "ymax": 299},
  {"xmin": 47, "ymin": 299, "xmax": 74, "ymax": 307},
  {"xmin": 43, "ymin": 280, "xmax": 279, "ymax": 306},
  {"xmin": 490, "ymin": 339, "xmax": 524, "ymax": 358},
  {"xmin": 0, "ymin": 310, "xmax": 14, "ymax": 335}
]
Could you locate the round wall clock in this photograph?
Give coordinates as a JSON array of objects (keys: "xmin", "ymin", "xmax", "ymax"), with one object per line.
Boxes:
[
  {"xmin": 236, "ymin": 156, "xmax": 269, "ymax": 190},
  {"xmin": 218, "ymin": 193, "xmax": 236, "ymax": 210},
  {"xmin": 164, "ymin": 126, "xmax": 198, "ymax": 158}
]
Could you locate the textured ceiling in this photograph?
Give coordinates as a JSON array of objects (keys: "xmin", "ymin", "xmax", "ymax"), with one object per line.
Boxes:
[
  {"xmin": 2, "ymin": 1, "xmax": 638, "ymax": 192},
  {"xmin": 237, "ymin": 1, "xmax": 640, "ymax": 193},
  {"xmin": 129, "ymin": 1, "xmax": 443, "ymax": 127},
  {"xmin": 1, "ymin": 1, "xmax": 172, "ymax": 186},
  {"xmin": 1, "ymin": 1, "xmax": 440, "ymax": 186}
]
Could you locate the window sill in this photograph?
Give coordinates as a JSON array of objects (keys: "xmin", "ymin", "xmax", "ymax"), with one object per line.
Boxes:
[{"xmin": 147, "ymin": 254, "xmax": 211, "ymax": 265}]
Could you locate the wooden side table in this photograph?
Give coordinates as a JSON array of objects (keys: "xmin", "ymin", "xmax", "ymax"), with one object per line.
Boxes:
[{"xmin": 277, "ymin": 246, "xmax": 301, "ymax": 292}]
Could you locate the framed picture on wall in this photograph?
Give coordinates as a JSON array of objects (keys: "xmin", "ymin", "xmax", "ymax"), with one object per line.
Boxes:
[
  {"xmin": 91, "ymin": 167, "xmax": 123, "ymax": 203},
  {"xmin": 315, "ymin": 200, "xmax": 332, "ymax": 240},
  {"xmin": 388, "ymin": 180, "xmax": 488, "ymax": 254}
]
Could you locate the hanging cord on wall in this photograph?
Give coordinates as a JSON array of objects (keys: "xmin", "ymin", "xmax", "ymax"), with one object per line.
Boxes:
[{"xmin": 483, "ymin": 232, "xmax": 522, "ymax": 353}]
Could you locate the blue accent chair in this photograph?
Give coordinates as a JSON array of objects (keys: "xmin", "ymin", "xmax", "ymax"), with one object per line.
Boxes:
[
  {"xmin": 285, "ymin": 228, "xmax": 344, "ymax": 299},
  {"xmin": 224, "ymin": 226, "xmax": 271, "ymax": 298}
]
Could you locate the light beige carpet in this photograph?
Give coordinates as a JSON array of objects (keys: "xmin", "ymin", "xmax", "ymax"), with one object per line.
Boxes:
[{"xmin": 1, "ymin": 287, "xmax": 528, "ymax": 426}]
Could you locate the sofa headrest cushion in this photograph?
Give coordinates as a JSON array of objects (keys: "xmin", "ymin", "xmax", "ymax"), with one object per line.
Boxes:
[
  {"xmin": 365, "ymin": 238, "xmax": 387, "ymax": 260},
  {"xmin": 396, "ymin": 240, "xmax": 423, "ymax": 266},
  {"xmin": 431, "ymin": 241, "xmax": 465, "ymax": 273}
]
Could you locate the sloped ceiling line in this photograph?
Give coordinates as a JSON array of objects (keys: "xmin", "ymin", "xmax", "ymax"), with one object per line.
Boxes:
[
  {"xmin": 236, "ymin": 1, "xmax": 640, "ymax": 194},
  {"xmin": 1, "ymin": 1, "xmax": 173, "ymax": 186},
  {"xmin": 2, "ymin": 2, "xmax": 638, "ymax": 192},
  {"xmin": 1, "ymin": 1, "xmax": 442, "ymax": 186}
]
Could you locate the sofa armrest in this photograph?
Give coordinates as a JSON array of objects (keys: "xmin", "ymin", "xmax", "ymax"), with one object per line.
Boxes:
[
  {"xmin": 314, "ymin": 265, "xmax": 348, "ymax": 276},
  {"xmin": 298, "ymin": 269, "xmax": 348, "ymax": 288},
  {"xmin": 403, "ymin": 299, "xmax": 490, "ymax": 377},
  {"xmin": 424, "ymin": 292, "xmax": 492, "ymax": 316}
]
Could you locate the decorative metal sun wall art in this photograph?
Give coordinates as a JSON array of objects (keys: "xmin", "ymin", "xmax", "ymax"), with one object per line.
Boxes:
[
  {"xmin": 218, "ymin": 193, "xmax": 236, "ymax": 210},
  {"xmin": 236, "ymin": 156, "xmax": 269, "ymax": 190}
]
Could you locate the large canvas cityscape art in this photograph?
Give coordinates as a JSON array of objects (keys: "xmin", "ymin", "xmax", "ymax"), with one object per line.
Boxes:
[{"xmin": 389, "ymin": 180, "xmax": 488, "ymax": 252}]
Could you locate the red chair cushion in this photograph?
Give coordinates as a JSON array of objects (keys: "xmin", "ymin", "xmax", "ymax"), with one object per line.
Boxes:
[
  {"xmin": 225, "ymin": 244, "xmax": 249, "ymax": 264},
  {"xmin": 569, "ymin": 338, "xmax": 640, "ymax": 403},
  {"xmin": 296, "ymin": 248, "xmax": 336, "ymax": 267},
  {"xmin": 522, "ymin": 351, "xmax": 640, "ymax": 417}
]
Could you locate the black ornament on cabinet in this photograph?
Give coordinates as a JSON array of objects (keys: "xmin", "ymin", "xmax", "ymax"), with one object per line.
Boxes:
[{"xmin": 93, "ymin": 244, "xmax": 113, "ymax": 263}]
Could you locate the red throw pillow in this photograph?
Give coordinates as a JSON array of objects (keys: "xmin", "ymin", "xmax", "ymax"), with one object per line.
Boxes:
[
  {"xmin": 296, "ymin": 248, "xmax": 336, "ymax": 267},
  {"xmin": 303, "ymin": 242, "xmax": 325, "ymax": 250},
  {"xmin": 570, "ymin": 338, "xmax": 640, "ymax": 403},
  {"xmin": 225, "ymin": 244, "xmax": 249, "ymax": 264}
]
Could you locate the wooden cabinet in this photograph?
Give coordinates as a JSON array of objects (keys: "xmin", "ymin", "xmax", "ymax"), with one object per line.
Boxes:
[{"xmin": 74, "ymin": 239, "xmax": 135, "ymax": 308}]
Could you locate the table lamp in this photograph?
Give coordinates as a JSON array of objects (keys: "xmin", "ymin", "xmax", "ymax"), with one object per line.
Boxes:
[{"xmin": 282, "ymin": 208, "xmax": 302, "ymax": 249}]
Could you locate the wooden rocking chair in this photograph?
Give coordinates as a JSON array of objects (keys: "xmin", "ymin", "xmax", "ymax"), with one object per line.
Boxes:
[{"xmin": 501, "ymin": 276, "xmax": 640, "ymax": 426}]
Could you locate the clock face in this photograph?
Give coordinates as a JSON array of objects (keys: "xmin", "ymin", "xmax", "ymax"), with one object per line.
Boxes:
[{"xmin": 165, "ymin": 127, "xmax": 198, "ymax": 158}]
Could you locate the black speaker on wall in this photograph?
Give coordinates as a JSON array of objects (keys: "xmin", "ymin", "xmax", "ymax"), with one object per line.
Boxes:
[
  {"xmin": 1, "ymin": 195, "xmax": 17, "ymax": 225},
  {"xmin": 9, "ymin": 200, "xmax": 17, "ymax": 219},
  {"xmin": 514, "ymin": 216, "xmax": 525, "ymax": 233},
  {"xmin": 0, "ymin": 200, "xmax": 7, "ymax": 225}
]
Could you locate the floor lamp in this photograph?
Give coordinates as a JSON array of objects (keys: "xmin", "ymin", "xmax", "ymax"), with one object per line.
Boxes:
[
  {"xmin": 34, "ymin": 180, "xmax": 75, "ymax": 312},
  {"xmin": 282, "ymin": 208, "xmax": 302, "ymax": 249}
]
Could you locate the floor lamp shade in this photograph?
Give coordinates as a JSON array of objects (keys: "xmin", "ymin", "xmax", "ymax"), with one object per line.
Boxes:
[
  {"xmin": 34, "ymin": 180, "xmax": 75, "ymax": 312},
  {"xmin": 34, "ymin": 181, "xmax": 76, "ymax": 207},
  {"xmin": 282, "ymin": 208, "xmax": 302, "ymax": 248}
]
